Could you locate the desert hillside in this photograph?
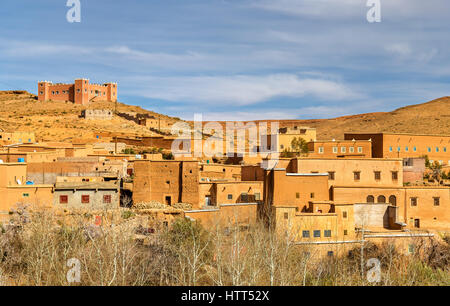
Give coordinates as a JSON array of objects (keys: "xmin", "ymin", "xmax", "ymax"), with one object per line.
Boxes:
[
  {"xmin": 299, "ymin": 97, "xmax": 450, "ymax": 139},
  {"xmin": 0, "ymin": 91, "xmax": 181, "ymax": 142},
  {"xmin": 1, "ymin": 91, "xmax": 449, "ymax": 142}
]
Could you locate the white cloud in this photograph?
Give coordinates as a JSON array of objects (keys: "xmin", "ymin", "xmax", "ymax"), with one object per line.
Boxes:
[{"xmin": 127, "ymin": 74, "xmax": 361, "ymax": 105}]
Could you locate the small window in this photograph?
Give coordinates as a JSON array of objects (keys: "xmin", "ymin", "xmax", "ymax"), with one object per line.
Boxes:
[
  {"xmin": 324, "ymin": 230, "xmax": 331, "ymax": 237},
  {"xmin": 60, "ymin": 195, "xmax": 68, "ymax": 204},
  {"xmin": 332, "ymin": 147, "xmax": 338, "ymax": 153},
  {"xmin": 374, "ymin": 171, "xmax": 381, "ymax": 180},
  {"xmin": 392, "ymin": 171, "xmax": 398, "ymax": 180},
  {"xmin": 227, "ymin": 194, "xmax": 233, "ymax": 200},
  {"xmin": 410, "ymin": 197, "xmax": 418, "ymax": 207},
  {"xmin": 302, "ymin": 230, "xmax": 310, "ymax": 238},
  {"xmin": 405, "ymin": 146, "xmax": 409, "ymax": 152},
  {"xmin": 318, "ymin": 146, "xmax": 324, "ymax": 154},
  {"xmin": 413, "ymin": 146, "xmax": 417, "ymax": 152},
  {"xmin": 349, "ymin": 147, "xmax": 354, "ymax": 153},
  {"xmin": 241, "ymin": 193, "xmax": 248, "ymax": 202},
  {"xmin": 433, "ymin": 197, "xmax": 440, "ymax": 206},
  {"xmin": 327, "ymin": 251, "xmax": 334, "ymax": 257},
  {"xmin": 103, "ymin": 195, "xmax": 111, "ymax": 204},
  {"xmin": 427, "ymin": 147, "xmax": 431, "ymax": 152},
  {"xmin": 23, "ymin": 193, "xmax": 29, "ymax": 197},
  {"xmin": 341, "ymin": 147, "xmax": 346, "ymax": 153},
  {"xmin": 310, "ymin": 193, "xmax": 315, "ymax": 198},
  {"xmin": 313, "ymin": 230, "xmax": 321, "ymax": 238},
  {"xmin": 280, "ymin": 144, "xmax": 284, "ymax": 149},
  {"xmin": 358, "ymin": 147, "xmax": 363, "ymax": 153},
  {"xmin": 344, "ymin": 230, "xmax": 348, "ymax": 236},
  {"xmin": 81, "ymin": 195, "xmax": 90, "ymax": 204},
  {"xmin": 343, "ymin": 211, "xmax": 347, "ymax": 218},
  {"xmin": 328, "ymin": 171, "xmax": 335, "ymax": 180},
  {"xmin": 389, "ymin": 146, "xmax": 393, "ymax": 152},
  {"xmin": 436, "ymin": 147, "xmax": 439, "ymax": 152},
  {"xmin": 354, "ymin": 171, "xmax": 361, "ymax": 181},
  {"xmin": 296, "ymin": 192, "xmax": 300, "ymax": 199},
  {"xmin": 284, "ymin": 213, "xmax": 289, "ymax": 220}
]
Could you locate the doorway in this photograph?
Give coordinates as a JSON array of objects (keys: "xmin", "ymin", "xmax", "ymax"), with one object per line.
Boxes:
[{"xmin": 165, "ymin": 196, "xmax": 172, "ymax": 206}]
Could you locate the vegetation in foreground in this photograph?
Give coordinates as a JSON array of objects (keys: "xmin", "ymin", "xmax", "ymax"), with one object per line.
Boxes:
[{"xmin": 0, "ymin": 208, "xmax": 448, "ymax": 286}]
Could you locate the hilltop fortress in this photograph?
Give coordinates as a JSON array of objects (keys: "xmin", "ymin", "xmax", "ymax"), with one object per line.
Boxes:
[{"xmin": 38, "ymin": 78, "xmax": 117, "ymax": 105}]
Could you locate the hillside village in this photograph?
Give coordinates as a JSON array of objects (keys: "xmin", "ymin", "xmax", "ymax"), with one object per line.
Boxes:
[{"xmin": 0, "ymin": 81, "xmax": 449, "ymax": 261}]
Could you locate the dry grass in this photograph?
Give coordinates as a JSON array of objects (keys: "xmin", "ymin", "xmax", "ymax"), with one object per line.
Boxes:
[{"xmin": 0, "ymin": 207, "xmax": 448, "ymax": 286}]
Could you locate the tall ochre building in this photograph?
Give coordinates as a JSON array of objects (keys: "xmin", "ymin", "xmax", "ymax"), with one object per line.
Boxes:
[{"xmin": 38, "ymin": 78, "xmax": 117, "ymax": 105}]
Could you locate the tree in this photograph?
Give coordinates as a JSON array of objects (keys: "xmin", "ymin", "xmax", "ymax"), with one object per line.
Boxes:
[{"xmin": 290, "ymin": 137, "xmax": 309, "ymax": 156}]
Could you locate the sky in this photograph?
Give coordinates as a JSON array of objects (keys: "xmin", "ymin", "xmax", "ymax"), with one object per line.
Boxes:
[{"xmin": 1, "ymin": 0, "xmax": 450, "ymax": 121}]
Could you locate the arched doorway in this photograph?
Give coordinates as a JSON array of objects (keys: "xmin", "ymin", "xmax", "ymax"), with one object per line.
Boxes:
[
  {"xmin": 389, "ymin": 195, "xmax": 397, "ymax": 206},
  {"xmin": 377, "ymin": 195, "xmax": 386, "ymax": 203}
]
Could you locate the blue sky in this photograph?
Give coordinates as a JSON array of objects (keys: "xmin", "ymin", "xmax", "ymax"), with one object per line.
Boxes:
[{"xmin": 1, "ymin": 0, "xmax": 449, "ymax": 121}]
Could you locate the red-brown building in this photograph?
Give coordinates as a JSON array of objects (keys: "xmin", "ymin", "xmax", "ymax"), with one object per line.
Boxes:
[{"xmin": 38, "ymin": 79, "xmax": 117, "ymax": 105}]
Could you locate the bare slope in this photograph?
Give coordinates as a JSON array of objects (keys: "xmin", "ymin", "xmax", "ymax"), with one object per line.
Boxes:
[{"xmin": 0, "ymin": 91, "xmax": 180, "ymax": 142}]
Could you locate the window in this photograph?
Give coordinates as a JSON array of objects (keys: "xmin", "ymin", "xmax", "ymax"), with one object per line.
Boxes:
[
  {"xmin": 227, "ymin": 194, "xmax": 233, "ymax": 200},
  {"xmin": 23, "ymin": 193, "xmax": 29, "ymax": 197},
  {"xmin": 280, "ymin": 144, "xmax": 284, "ymax": 149},
  {"xmin": 60, "ymin": 195, "xmax": 68, "ymax": 204},
  {"xmin": 413, "ymin": 146, "xmax": 417, "ymax": 152},
  {"xmin": 433, "ymin": 197, "xmax": 440, "ymax": 206},
  {"xmin": 389, "ymin": 146, "xmax": 393, "ymax": 152},
  {"xmin": 327, "ymin": 251, "xmax": 334, "ymax": 257},
  {"xmin": 436, "ymin": 147, "xmax": 439, "ymax": 152},
  {"xmin": 103, "ymin": 195, "xmax": 111, "ymax": 204},
  {"xmin": 377, "ymin": 195, "xmax": 386, "ymax": 203},
  {"xmin": 374, "ymin": 171, "xmax": 381, "ymax": 180},
  {"xmin": 410, "ymin": 197, "xmax": 417, "ymax": 207},
  {"xmin": 392, "ymin": 171, "xmax": 398, "ymax": 180},
  {"xmin": 77, "ymin": 89, "xmax": 81, "ymax": 93},
  {"xmin": 427, "ymin": 147, "xmax": 431, "ymax": 152},
  {"xmin": 349, "ymin": 147, "xmax": 354, "ymax": 153},
  {"xmin": 341, "ymin": 147, "xmax": 346, "ymax": 153},
  {"xmin": 302, "ymin": 230, "xmax": 310, "ymax": 238},
  {"xmin": 254, "ymin": 193, "xmax": 261, "ymax": 201},
  {"xmin": 40, "ymin": 91, "xmax": 43, "ymax": 95},
  {"xmin": 444, "ymin": 147, "xmax": 447, "ymax": 153},
  {"xmin": 328, "ymin": 171, "xmax": 335, "ymax": 180},
  {"xmin": 313, "ymin": 230, "xmax": 321, "ymax": 238},
  {"xmin": 318, "ymin": 146, "xmax": 324, "ymax": 154},
  {"xmin": 81, "ymin": 195, "xmax": 90, "ymax": 204},
  {"xmin": 241, "ymin": 193, "xmax": 249, "ymax": 202},
  {"xmin": 296, "ymin": 192, "xmax": 300, "ymax": 199},
  {"xmin": 343, "ymin": 211, "xmax": 347, "ymax": 218},
  {"xmin": 344, "ymin": 230, "xmax": 348, "ymax": 236},
  {"xmin": 405, "ymin": 146, "xmax": 409, "ymax": 152},
  {"xmin": 310, "ymin": 192, "xmax": 315, "ymax": 199},
  {"xmin": 284, "ymin": 213, "xmax": 289, "ymax": 220},
  {"xmin": 389, "ymin": 195, "xmax": 397, "ymax": 206},
  {"xmin": 332, "ymin": 147, "xmax": 338, "ymax": 153},
  {"xmin": 324, "ymin": 230, "xmax": 331, "ymax": 237},
  {"xmin": 354, "ymin": 171, "xmax": 361, "ymax": 181},
  {"xmin": 52, "ymin": 91, "xmax": 55, "ymax": 94},
  {"xmin": 358, "ymin": 147, "xmax": 363, "ymax": 153}
]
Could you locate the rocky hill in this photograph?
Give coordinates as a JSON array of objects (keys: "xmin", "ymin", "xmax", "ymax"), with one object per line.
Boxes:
[{"xmin": 0, "ymin": 91, "xmax": 181, "ymax": 142}]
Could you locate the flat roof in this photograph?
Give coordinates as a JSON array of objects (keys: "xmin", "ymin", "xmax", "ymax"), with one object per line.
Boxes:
[{"xmin": 344, "ymin": 132, "xmax": 450, "ymax": 138}]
